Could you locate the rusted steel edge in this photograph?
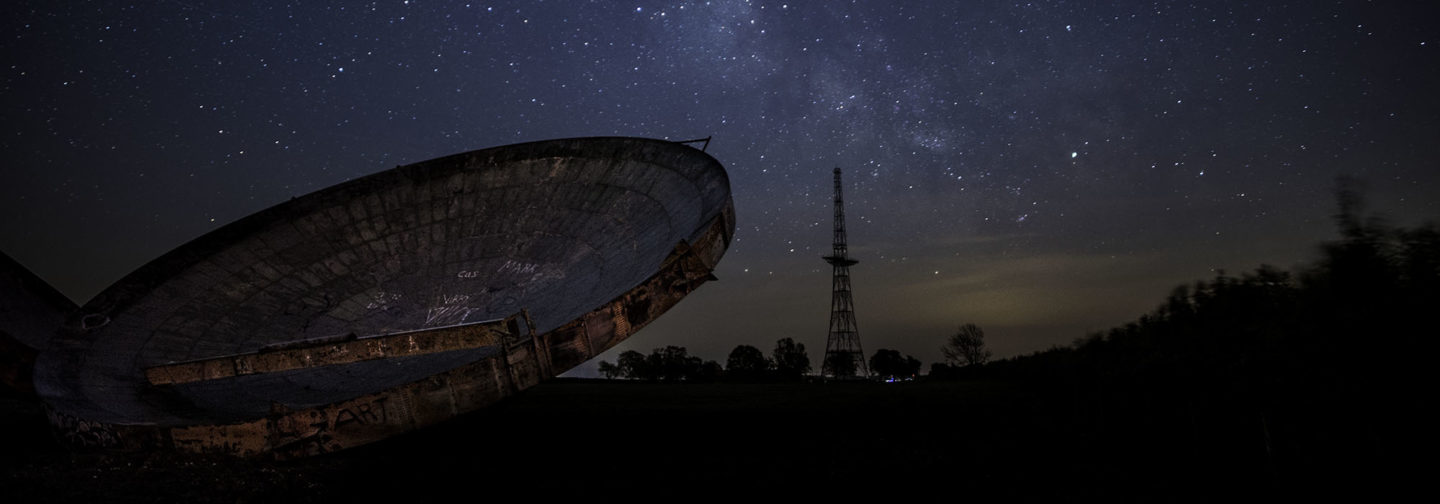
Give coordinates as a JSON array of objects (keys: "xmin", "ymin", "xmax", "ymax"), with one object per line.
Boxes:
[
  {"xmin": 143, "ymin": 317, "xmax": 521, "ymax": 386},
  {"xmin": 46, "ymin": 206, "xmax": 731, "ymax": 459}
]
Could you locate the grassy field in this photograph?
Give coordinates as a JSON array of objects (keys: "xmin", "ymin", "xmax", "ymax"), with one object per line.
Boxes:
[{"xmin": 1, "ymin": 377, "xmax": 1380, "ymax": 501}]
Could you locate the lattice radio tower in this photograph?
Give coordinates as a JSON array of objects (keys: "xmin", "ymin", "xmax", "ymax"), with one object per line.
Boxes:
[{"xmin": 821, "ymin": 167, "xmax": 868, "ymax": 378}]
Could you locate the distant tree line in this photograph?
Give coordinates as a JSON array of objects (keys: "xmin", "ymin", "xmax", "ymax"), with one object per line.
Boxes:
[
  {"xmin": 598, "ymin": 337, "xmax": 934, "ymax": 382},
  {"xmin": 946, "ymin": 182, "xmax": 1437, "ymax": 488},
  {"xmin": 597, "ymin": 338, "xmax": 814, "ymax": 382},
  {"xmin": 596, "ymin": 345, "xmax": 722, "ymax": 382}
]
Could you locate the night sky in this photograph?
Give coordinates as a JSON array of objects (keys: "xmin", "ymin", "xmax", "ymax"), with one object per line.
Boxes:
[{"xmin": 3, "ymin": 1, "xmax": 1438, "ymax": 375}]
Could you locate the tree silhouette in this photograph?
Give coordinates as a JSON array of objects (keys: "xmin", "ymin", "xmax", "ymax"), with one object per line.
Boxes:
[
  {"xmin": 771, "ymin": 338, "xmax": 811, "ymax": 380},
  {"xmin": 646, "ymin": 345, "xmax": 703, "ymax": 381},
  {"xmin": 616, "ymin": 350, "xmax": 650, "ymax": 380},
  {"xmin": 725, "ymin": 344, "xmax": 771, "ymax": 381},
  {"xmin": 597, "ymin": 360, "xmax": 621, "ymax": 379},
  {"xmin": 869, "ymin": 348, "xmax": 921, "ymax": 378},
  {"xmin": 696, "ymin": 360, "xmax": 724, "ymax": 382},
  {"xmin": 943, "ymin": 323, "xmax": 991, "ymax": 367}
]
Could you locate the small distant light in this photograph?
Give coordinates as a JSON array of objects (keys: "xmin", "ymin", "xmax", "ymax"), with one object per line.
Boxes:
[{"xmin": 1071, "ymin": 151, "xmax": 1078, "ymax": 158}]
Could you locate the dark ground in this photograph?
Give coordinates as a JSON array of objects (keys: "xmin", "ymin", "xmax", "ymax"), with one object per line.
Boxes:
[{"xmin": 0, "ymin": 378, "xmax": 1405, "ymax": 502}]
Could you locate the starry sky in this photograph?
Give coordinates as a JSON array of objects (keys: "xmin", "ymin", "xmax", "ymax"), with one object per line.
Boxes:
[{"xmin": 3, "ymin": 1, "xmax": 1438, "ymax": 374}]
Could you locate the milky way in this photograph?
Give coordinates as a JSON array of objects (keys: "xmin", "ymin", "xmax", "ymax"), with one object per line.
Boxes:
[{"xmin": 3, "ymin": 1, "xmax": 1437, "ymax": 372}]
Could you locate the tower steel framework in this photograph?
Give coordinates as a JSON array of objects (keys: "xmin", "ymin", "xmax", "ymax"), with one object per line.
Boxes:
[{"xmin": 821, "ymin": 167, "xmax": 868, "ymax": 378}]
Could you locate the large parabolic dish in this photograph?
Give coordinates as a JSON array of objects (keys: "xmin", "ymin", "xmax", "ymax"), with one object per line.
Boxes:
[{"xmin": 34, "ymin": 137, "xmax": 733, "ymax": 458}]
